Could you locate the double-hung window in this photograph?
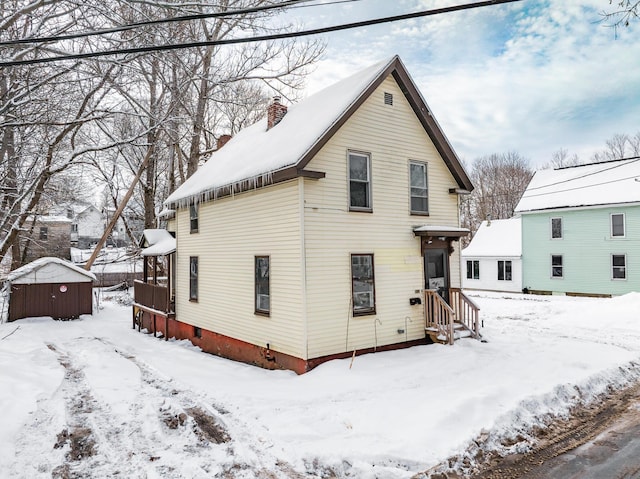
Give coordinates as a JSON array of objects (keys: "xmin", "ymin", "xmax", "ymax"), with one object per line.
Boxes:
[
  {"xmin": 611, "ymin": 213, "xmax": 625, "ymax": 237},
  {"xmin": 351, "ymin": 254, "xmax": 376, "ymax": 315},
  {"xmin": 348, "ymin": 152, "xmax": 372, "ymax": 211},
  {"xmin": 612, "ymin": 254, "xmax": 626, "ymax": 280},
  {"xmin": 551, "ymin": 217, "xmax": 562, "ymax": 239},
  {"xmin": 551, "ymin": 255, "xmax": 563, "ymax": 278},
  {"xmin": 190, "ymin": 204, "xmax": 199, "ymax": 233},
  {"xmin": 466, "ymin": 260, "xmax": 479, "ymax": 280},
  {"xmin": 255, "ymin": 256, "xmax": 270, "ymax": 315},
  {"xmin": 498, "ymin": 260, "xmax": 512, "ymax": 281},
  {"xmin": 189, "ymin": 256, "xmax": 198, "ymax": 300},
  {"xmin": 39, "ymin": 227, "xmax": 48, "ymax": 241},
  {"xmin": 409, "ymin": 161, "xmax": 428, "ymax": 214}
]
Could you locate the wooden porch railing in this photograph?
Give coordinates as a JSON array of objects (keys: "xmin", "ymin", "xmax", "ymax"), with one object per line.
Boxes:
[
  {"xmin": 425, "ymin": 289, "xmax": 456, "ymax": 345},
  {"xmin": 450, "ymin": 288, "xmax": 481, "ymax": 339},
  {"xmin": 424, "ymin": 288, "xmax": 481, "ymax": 344},
  {"xmin": 133, "ymin": 280, "xmax": 172, "ymax": 314}
]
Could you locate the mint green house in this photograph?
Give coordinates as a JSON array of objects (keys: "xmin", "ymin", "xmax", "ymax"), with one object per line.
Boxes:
[{"xmin": 515, "ymin": 159, "xmax": 640, "ymax": 296}]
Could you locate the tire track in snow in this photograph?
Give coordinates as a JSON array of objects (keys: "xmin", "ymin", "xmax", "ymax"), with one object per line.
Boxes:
[{"xmin": 87, "ymin": 336, "xmax": 317, "ymax": 478}]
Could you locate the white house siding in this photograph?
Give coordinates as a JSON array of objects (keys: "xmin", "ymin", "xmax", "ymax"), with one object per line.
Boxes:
[
  {"xmin": 461, "ymin": 256, "xmax": 522, "ymax": 293},
  {"xmin": 302, "ymin": 75, "xmax": 463, "ymax": 358},
  {"xmin": 174, "ymin": 180, "xmax": 305, "ymax": 358}
]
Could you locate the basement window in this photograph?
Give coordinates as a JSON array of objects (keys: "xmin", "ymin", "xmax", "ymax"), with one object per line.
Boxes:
[
  {"xmin": 384, "ymin": 92, "xmax": 393, "ymax": 106},
  {"xmin": 193, "ymin": 326, "xmax": 202, "ymax": 338}
]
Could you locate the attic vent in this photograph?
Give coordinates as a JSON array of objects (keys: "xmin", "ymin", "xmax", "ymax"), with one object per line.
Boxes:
[{"xmin": 384, "ymin": 92, "xmax": 393, "ymax": 106}]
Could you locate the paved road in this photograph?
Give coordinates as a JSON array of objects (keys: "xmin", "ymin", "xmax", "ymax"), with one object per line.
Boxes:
[
  {"xmin": 469, "ymin": 383, "xmax": 640, "ymax": 479},
  {"xmin": 518, "ymin": 400, "xmax": 640, "ymax": 479}
]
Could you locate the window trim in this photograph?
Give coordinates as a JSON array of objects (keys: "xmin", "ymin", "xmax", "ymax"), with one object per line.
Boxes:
[
  {"xmin": 351, "ymin": 253, "xmax": 377, "ymax": 316},
  {"xmin": 347, "ymin": 150, "xmax": 373, "ymax": 212},
  {"xmin": 498, "ymin": 260, "xmax": 512, "ymax": 281},
  {"xmin": 190, "ymin": 204, "xmax": 199, "ymax": 234},
  {"xmin": 466, "ymin": 260, "xmax": 479, "ymax": 280},
  {"xmin": 189, "ymin": 256, "xmax": 198, "ymax": 301},
  {"xmin": 551, "ymin": 254, "xmax": 563, "ymax": 279},
  {"xmin": 255, "ymin": 256, "xmax": 270, "ymax": 316},
  {"xmin": 612, "ymin": 254, "xmax": 627, "ymax": 280},
  {"xmin": 550, "ymin": 217, "xmax": 563, "ymax": 239},
  {"xmin": 611, "ymin": 213, "xmax": 625, "ymax": 238},
  {"xmin": 409, "ymin": 160, "xmax": 429, "ymax": 216}
]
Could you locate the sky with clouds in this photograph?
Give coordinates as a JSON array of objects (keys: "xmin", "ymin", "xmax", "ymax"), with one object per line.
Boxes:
[{"xmin": 281, "ymin": 0, "xmax": 640, "ymax": 167}]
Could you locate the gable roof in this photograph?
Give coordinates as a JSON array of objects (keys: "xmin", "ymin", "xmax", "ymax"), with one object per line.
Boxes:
[
  {"xmin": 515, "ymin": 158, "xmax": 640, "ymax": 213},
  {"xmin": 6, "ymin": 257, "xmax": 96, "ymax": 283},
  {"xmin": 165, "ymin": 55, "xmax": 472, "ymax": 209},
  {"xmin": 462, "ymin": 218, "xmax": 521, "ymax": 257}
]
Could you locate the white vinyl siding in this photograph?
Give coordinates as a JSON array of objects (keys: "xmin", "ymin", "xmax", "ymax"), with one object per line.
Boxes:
[{"xmin": 302, "ymin": 75, "xmax": 462, "ymax": 358}]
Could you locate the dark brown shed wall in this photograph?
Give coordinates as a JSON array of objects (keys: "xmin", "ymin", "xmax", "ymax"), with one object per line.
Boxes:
[{"xmin": 8, "ymin": 282, "xmax": 92, "ymax": 322}]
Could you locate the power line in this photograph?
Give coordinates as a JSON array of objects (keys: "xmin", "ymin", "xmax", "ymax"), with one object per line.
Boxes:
[
  {"xmin": 0, "ymin": 0, "xmax": 522, "ymax": 68},
  {"xmin": 525, "ymin": 156, "xmax": 640, "ymax": 192},
  {"xmin": 0, "ymin": 0, "xmax": 314, "ymax": 47}
]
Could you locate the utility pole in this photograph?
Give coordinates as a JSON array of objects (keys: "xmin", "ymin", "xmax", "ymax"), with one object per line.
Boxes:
[{"xmin": 84, "ymin": 149, "xmax": 152, "ymax": 270}]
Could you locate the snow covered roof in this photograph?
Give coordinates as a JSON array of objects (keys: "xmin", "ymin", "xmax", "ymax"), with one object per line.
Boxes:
[
  {"xmin": 165, "ymin": 55, "xmax": 472, "ymax": 208},
  {"xmin": 515, "ymin": 158, "xmax": 640, "ymax": 213},
  {"xmin": 6, "ymin": 257, "xmax": 96, "ymax": 284},
  {"xmin": 462, "ymin": 218, "xmax": 521, "ymax": 257},
  {"xmin": 139, "ymin": 229, "xmax": 176, "ymax": 257},
  {"xmin": 28, "ymin": 215, "xmax": 72, "ymax": 223},
  {"xmin": 413, "ymin": 225, "xmax": 470, "ymax": 237}
]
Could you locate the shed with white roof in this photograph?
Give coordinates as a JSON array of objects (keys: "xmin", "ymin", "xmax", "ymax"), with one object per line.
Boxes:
[{"xmin": 5, "ymin": 257, "xmax": 95, "ymax": 322}]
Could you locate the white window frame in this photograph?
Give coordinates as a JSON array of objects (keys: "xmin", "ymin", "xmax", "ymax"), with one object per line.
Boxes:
[
  {"xmin": 611, "ymin": 213, "xmax": 625, "ymax": 238},
  {"xmin": 612, "ymin": 254, "xmax": 627, "ymax": 280},
  {"xmin": 351, "ymin": 253, "xmax": 376, "ymax": 316},
  {"xmin": 550, "ymin": 217, "xmax": 563, "ymax": 239},
  {"xmin": 348, "ymin": 151, "xmax": 372, "ymax": 212},
  {"xmin": 190, "ymin": 204, "xmax": 199, "ymax": 233},
  {"xmin": 409, "ymin": 160, "xmax": 429, "ymax": 215},
  {"xmin": 551, "ymin": 254, "xmax": 563, "ymax": 279},
  {"xmin": 497, "ymin": 260, "xmax": 512, "ymax": 281},
  {"xmin": 466, "ymin": 260, "xmax": 479, "ymax": 280}
]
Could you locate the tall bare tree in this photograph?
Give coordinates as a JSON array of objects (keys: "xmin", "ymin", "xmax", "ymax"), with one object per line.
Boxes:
[{"xmin": 461, "ymin": 152, "xmax": 533, "ymax": 242}]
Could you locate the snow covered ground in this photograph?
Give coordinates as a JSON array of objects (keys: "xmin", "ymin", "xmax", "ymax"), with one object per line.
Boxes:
[{"xmin": 1, "ymin": 291, "xmax": 640, "ymax": 478}]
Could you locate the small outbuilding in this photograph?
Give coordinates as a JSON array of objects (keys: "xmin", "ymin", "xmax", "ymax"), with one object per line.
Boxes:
[
  {"xmin": 5, "ymin": 257, "xmax": 96, "ymax": 322},
  {"xmin": 461, "ymin": 218, "xmax": 522, "ymax": 293}
]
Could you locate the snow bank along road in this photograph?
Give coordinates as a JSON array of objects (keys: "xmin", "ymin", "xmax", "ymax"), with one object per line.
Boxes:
[{"xmin": 1, "ymin": 291, "xmax": 640, "ymax": 478}]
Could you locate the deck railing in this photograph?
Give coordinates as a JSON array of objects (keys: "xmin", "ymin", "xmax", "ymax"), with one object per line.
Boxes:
[
  {"xmin": 425, "ymin": 288, "xmax": 481, "ymax": 344},
  {"xmin": 450, "ymin": 288, "xmax": 481, "ymax": 339},
  {"xmin": 424, "ymin": 289, "xmax": 456, "ymax": 345},
  {"xmin": 133, "ymin": 280, "xmax": 171, "ymax": 314}
]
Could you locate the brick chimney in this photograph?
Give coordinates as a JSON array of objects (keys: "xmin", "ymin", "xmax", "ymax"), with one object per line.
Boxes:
[
  {"xmin": 216, "ymin": 134, "xmax": 232, "ymax": 150},
  {"xmin": 267, "ymin": 96, "xmax": 287, "ymax": 130}
]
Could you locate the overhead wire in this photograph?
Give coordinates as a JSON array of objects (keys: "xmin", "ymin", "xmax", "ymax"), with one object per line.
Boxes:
[
  {"xmin": 524, "ymin": 156, "xmax": 640, "ymax": 192},
  {"xmin": 0, "ymin": 0, "xmax": 364, "ymax": 48},
  {"xmin": 0, "ymin": 0, "xmax": 522, "ymax": 68}
]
